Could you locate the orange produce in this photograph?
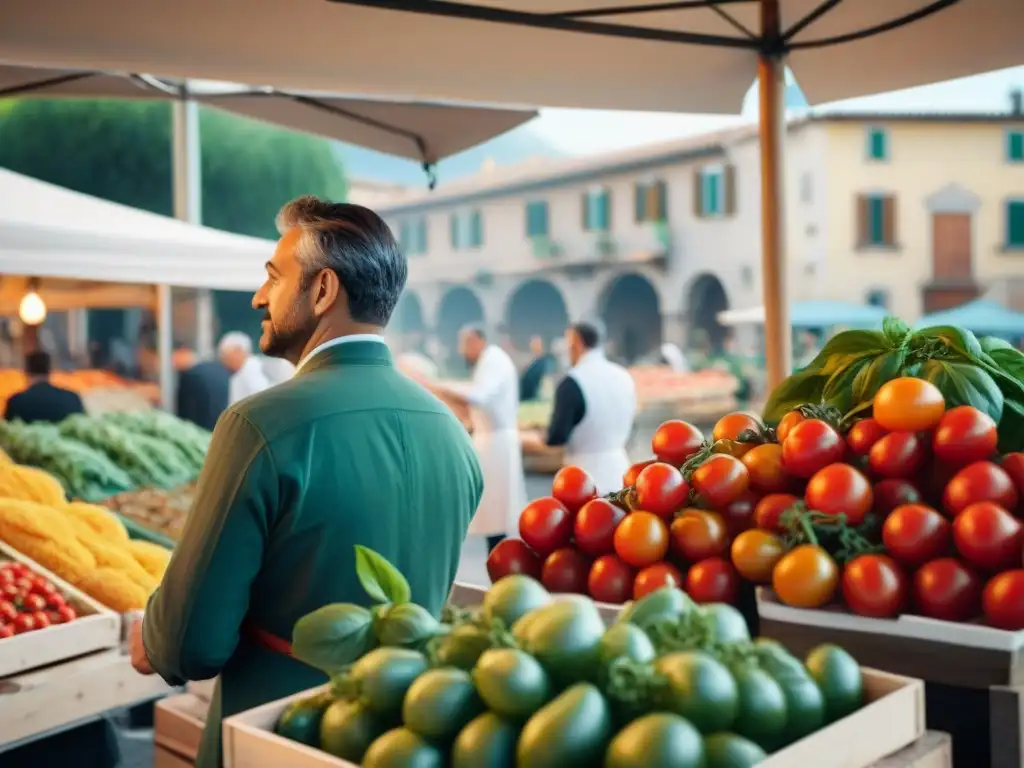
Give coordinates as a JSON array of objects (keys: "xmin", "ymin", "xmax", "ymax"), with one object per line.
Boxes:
[
  {"xmin": 634, "ymin": 562, "xmax": 685, "ymax": 600},
  {"xmin": 742, "ymin": 443, "xmax": 789, "ymax": 494},
  {"xmin": 713, "ymin": 412, "xmax": 762, "ymax": 443},
  {"xmin": 753, "ymin": 493, "xmax": 800, "ymax": 532},
  {"xmin": 613, "ymin": 511, "xmax": 669, "ymax": 568},
  {"xmin": 691, "ymin": 454, "xmax": 749, "ymax": 508},
  {"xmin": 731, "ymin": 529, "xmax": 785, "ymax": 583},
  {"xmin": 873, "ymin": 377, "xmax": 945, "ymax": 433},
  {"xmin": 804, "ymin": 463, "xmax": 873, "ymax": 526},
  {"xmin": 772, "ymin": 544, "xmax": 839, "ymax": 608},
  {"xmin": 669, "ymin": 510, "xmax": 728, "ymax": 563},
  {"xmin": 775, "ymin": 410, "xmax": 805, "ymax": 444}
]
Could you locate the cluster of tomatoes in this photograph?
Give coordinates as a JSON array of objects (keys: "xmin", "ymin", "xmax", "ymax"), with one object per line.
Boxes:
[{"xmin": 0, "ymin": 561, "xmax": 78, "ymax": 638}]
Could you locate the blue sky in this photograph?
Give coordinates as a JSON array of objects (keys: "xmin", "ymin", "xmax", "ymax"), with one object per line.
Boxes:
[{"xmin": 531, "ymin": 65, "xmax": 1024, "ymax": 155}]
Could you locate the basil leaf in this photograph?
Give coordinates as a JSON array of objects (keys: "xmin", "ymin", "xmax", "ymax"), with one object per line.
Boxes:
[
  {"xmin": 998, "ymin": 399, "xmax": 1024, "ymax": 454},
  {"xmin": 762, "ymin": 368, "xmax": 828, "ymax": 424},
  {"xmin": 988, "ymin": 348, "xmax": 1024, "ymax": 381},
  {"xmin": 916, "ymin": 325, "xmax": 984, "ymax": 361},
  {"xmin": 822, "ymin": 358, "xmax": 874, "ymax": 414},
  {"xmin": 355, "ymin": 545, "xmax": 412, "ymax": 605},
  {"xmin": 803, "ymin": 330, "xmax": 891, "ymax": 375},
  {"xmin": 980, "ymin": 336, "xmax": 1016, "ymax": 355},
  {"xmin": 918, "ymin": 359, "xmax": 1004, "ymax": 423},
  {"xmin": 882, "ymin": 317, "xmax": 911, "ymax": 348},
  {"xmin": 852, "ymin": 349, "xmax": 906, "ymax": 406},
  {"xmin": 292, "ymin": 603, "xmax": 377, "ymax": 674}
]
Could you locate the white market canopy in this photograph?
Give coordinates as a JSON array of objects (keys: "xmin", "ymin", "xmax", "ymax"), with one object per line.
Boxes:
[
  {"xmin": 0, "ymin": 167, "xmax": 271, "ymax": 293},
  {"xmin": 0, "ymin": 0, "xmax": 1018, "ymax": 114}
]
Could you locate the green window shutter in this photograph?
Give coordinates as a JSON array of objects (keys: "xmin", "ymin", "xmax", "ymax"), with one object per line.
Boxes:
[
  {"xmin": 538, "ymin": 202, "xmax": 548, "ymax": 237},
  {"xmin": 704, "ymin": 173, "xmax": 721, "ymax": 216},
  {"xmin": 869, "ymin": 128, "xmax": 888, "ymax": 160},
  {"xmin": 634, "ymin": 183, "xmax": 647, "ymax": 222},
  {"xmin": 869, "ymin": 196, "xmax": 885, "ymax": 245},
  {"xmin": 525, "ymin": 202, "xmax": 534, "ymax": 237},
  {"xmin": 1008, "ymin": 202, "xmax": 1024, "ymax": 247},
  {"xmin": 1009, "ymin": 131, "xmax": 1024, "ymax": 162},
  {"xmin": 450, "ymin": 214, "xmax": 459, "ymax": 249},
  {"xmin": 470, "ymin": 210, "xmax": 483, "ymax": 247},
  {"xmin": 599, "ymin": 190, "xmax": 611, "ymax": 231}
]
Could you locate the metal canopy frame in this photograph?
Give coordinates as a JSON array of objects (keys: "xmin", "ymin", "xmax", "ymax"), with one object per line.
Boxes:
[{"xmin": 324, "ymin": 0, "xmax": 962, "ymax": 57}]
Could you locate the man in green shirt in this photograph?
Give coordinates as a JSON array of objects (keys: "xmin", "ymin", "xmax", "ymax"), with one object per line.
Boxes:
[{"xmin": 129, "ymin": 196, "xmax": 483, "ymax": 768}]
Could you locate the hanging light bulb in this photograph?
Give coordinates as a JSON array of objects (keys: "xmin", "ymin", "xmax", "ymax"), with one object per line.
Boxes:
[{"xmin": 19, "ymin": 280, "xmax": 47, "ymax": 326}]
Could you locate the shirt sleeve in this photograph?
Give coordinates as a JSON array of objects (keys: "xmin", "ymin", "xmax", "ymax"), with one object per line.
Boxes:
[
  {"xmin": 464, "ymin": 352, "xmax": 505, "ymax": 409},
  {"xmin": 142, "ymin": 410, "xmax": 277, "ymax": 684},
  {"xmin": 546, "ymin": 376, "xmax": 586, "ymax": 447}
]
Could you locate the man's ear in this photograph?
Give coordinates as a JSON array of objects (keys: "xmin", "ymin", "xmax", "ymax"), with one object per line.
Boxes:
[{"xmin": 312, "ymin": 269, "xmax": 341, "ymax": 317}]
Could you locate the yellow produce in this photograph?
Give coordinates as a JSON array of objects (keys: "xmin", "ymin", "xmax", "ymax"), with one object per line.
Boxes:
[
  {"xmin": 74, "ymin": 530, "xmax": 154, "ymax": 586},
  {"xmin": 1, "ymin": 530, "xmax": 97, "ymax": 585},
  {"xmin": 74, "ymin": 567, "xmax": 152, "ymax": 613},
  {"xmin": 0, "ymin": 447, "xmax": 10, "ymax": 464},
  {"xmin": 64, "ymin": 501, "xmax": 130, "ymax": 543},
  {"xmin": 0, "ymin": 498, "xmax": 68, "ymax": 539},
  {"xmin": 127, "ymin": 539, "xmax": 172, "ymax": 580},
  {"xmin": 0, "ymin": 464, "xmax": 66, "ymax": 507}
]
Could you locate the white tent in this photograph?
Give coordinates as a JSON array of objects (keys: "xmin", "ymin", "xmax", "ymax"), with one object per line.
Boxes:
[{"xmin": 0, "ymin": 167, "xmax": 271, "ymax": 292}]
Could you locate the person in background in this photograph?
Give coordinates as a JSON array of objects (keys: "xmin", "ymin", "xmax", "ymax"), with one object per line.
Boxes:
[
  {"xmin": 659, "ymin": 341, "xmax": 690, "ymax": 372},
  {"xmin": 260, "ymin": 355, "xmax": 296, "ymax": 386},
  {"xmin": 3, "ymin": 351, "xmax": 85, "ymax": 424},
  {"xmin": 218, "ymin": 332, "xmax": 271, "ymax": 405},
  {"xmin": 174, "ymin": 342, "xmax": 230, "ymax": 431},
  {"xmin": 522, "ymin": 320, "xmax": 637, "ymax": 494},
  {"xmin": 421, "ymin": 324, "xmax": 527, "ymax": 553},
  {"xmin": 130, "ymin": 196, "xmax": 482, "ymax": 768},
  {"xmin": 519, "ymin": 335, "xmax": 554, "ymax": 402}
]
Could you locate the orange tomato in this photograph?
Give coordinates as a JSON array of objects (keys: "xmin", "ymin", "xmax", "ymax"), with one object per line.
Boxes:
[
  {"xmin": 613, "ymin": 511, "xmax": 670, "ymax": 569},
  {"xmin": 691, "ymin": 454, "xmax": 750, "ymax": 508},
  {"xmin": 713, "ymin": 412, "xmax": 762, "ymax": 443},
  {"xmin": 634, "ymin": 562, "xmax": 685, "ymax": 600},
  {"xmin": 669, "ymin": 510, "xmax": 728, "ymax": 563},
  {"xmin": 753, "ymin": 493, "xmax": 801, "ymax": 532},
  {"xmin": 731, "ymin": 529, "xmax": 785, "ymax": 583},
  {"xmin": 776, "ymin": 410, "xmax": 806, "ymax": 444},
  {"xmin": 873, "ymin": 377, "xmax": 945, "ymax": 432},
  {"xmin": 742, "ymin": 443, "xmax": 789, "ymax": 494},
  {"xmin": 772, "ymin": 544, "xmax": 839, "ymax": 608}
]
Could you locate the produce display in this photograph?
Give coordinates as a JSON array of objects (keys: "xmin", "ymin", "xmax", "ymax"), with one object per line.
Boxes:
[
  {"xmin": 492, "ymin": 318, "xmax": 1024, "ymax": 632},
  {"xmin": 274, "ymin": 546, "xmax": 867, "ymax": 767},
  {"xmin": 0, "ymin": 558, "xmax": 78, "ymax": 638},
  {"xmin": 0, "ymin": 411, "xmax": 210, "ymax": 501},
  {"xmin": 0, "ymin": 368, "xmax": 130, "ymax": 410},
  {"xmin": 0, "ymin": 490, "xmax": 170, "ymax": 612},
  {"xmin": 103, "ymin": 484, "xmax": 197, "ymax": 541}
]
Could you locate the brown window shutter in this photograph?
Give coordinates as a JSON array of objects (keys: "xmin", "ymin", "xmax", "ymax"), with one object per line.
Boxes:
[
  {"xmin": 656, "ymin": 180, "xmax": 668, "ymax": 221},
  {"xmin": 883, "ymin": 195, "xmax": 897, "ymax": 245},
  {"xmin": 855, "ymin": 195, "xmax": 868, "ymax": 245},
  {"xmin": 693, "ymin": 172, "xmax": 703, "ymax": 219},
  {"xmin": 723, "ymin": 164, "xmax": 737, "ymax": 216}
]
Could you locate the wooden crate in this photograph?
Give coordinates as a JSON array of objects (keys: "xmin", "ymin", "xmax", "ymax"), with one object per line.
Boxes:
[
  {"xmin": 0, "ymin": 541, "xmax": 121, "ymax": 678},
  {"xmin": 223, "ymin": 669, "xmax": 923, "ymax": 768},
  {"xmin": 874, "ymin": 732, "xmax": 951, "ymax": 768},
  {"xmin": 155, "ymin": 746, "xmax": 195, "ymax": 768},
  {"xmin": 155, "ymin": 693, "xmax": 209, "ymax": 765}
]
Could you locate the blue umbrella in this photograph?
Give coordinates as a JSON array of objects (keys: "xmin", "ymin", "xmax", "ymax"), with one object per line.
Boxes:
[
  {"xmin": 790, "ymin": 301, "xmax": 887, "ymax": 330},
  {"xmin": 915, "ymin": 299, "xmax": 1024, "ymax": 338}
]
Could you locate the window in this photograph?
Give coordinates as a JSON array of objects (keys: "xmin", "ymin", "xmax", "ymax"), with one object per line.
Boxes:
[
  {"xmin": 1007, "ymin": 130, "xmax": 1024, "ymax": 163},
  {"xmin": 866, "ymin": 289, "xmax": 890, "ymax": 309},
  {"xmin": 700, "ymin": 168, "xmax": 723, "ymax": 215},
  {"xmin": 398, "ymin": 217, "xmax": 428, "ymax": 256},
  {"xmin": 634, "ymin": 180, "xmax": 667, "ymax": 222},
  {"xmin": 856, "ymin": 193, "xmax": 897, "ymax": 247},
  {"xmin": 582, "ymin": 188, "xmax": 611, "ymax": 232},
  {"xmin": 450, "ymin": 209, "xmax": 484, "ymax": 249},
  {"xmin": 525, "ymin": 200, "xmax": 549, "ymax": 238},
  {"xmin": 1007, "ymin": 200, "xmax": 1024, "ymax": 248},
  {"xmin": 694, "ymin": 165, "xmax": 735, "ymax": 218},
  {"xmin": 866, "ymin": 127, "xmax": 889, "ymax": 161},
  {"xmin": 800, "ymin": 172, "xmax": 813, "ymax": 204}
]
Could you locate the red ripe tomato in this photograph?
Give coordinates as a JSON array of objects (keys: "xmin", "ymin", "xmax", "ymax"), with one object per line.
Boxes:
[
  {"xmin": 943, "ymin": 461, "xmax": 1019, "ymax": 517},
  {"xmin": 713, "ymin": 413, "xmax": 762, "ymax": 443},
  {"xmin": 46, "ymin": 593, "xmax": 66, "ymax": 609},
  {"xmin": 0, "ymin": 568, "xmax": 13, "ymax": 585},
  {"xmin": 14, "ymin": 577, "xmax": 33, "ymax": 594},
  {"xmin": 952, "ymin": 501, "xmax": 1022, "ymax": 572},
  {"xmin": 12, "ymin": 613, "xmax": 35, "ymax": 634},
  {"xmin": 691, "ymin": 454, "xmax": 750, "ymax": 508},
  {"xmin": 587, "ymin": 554, "xmax": 636, "ymax": 604},
  {"xmin": 31, "ymin": 577, "xmax": 56, "ymax": 596},
  {"xmin": 804, "ymin": 463, "xmax": 873, "ymax": 525},
  {"xmin": 882, "ymin": 504, "xmax": 951, "ymax": 567},
  {"xmin": 0, "ymin": 600, "xmax": 16, "ymax": 623},
  {"xmin": 847, "ymin": 418, "xmax": 888, "ymax": 456},
  {"xmin": 22, "ymin": 594, "xmax": 46, "ymax": 613},
  {"xmin": 776, "ymin": 410, "xmax": 806, "ymax": 444},
  {"xmin": 1001, "ymin": 453, "xmax": 1024, "ymax": 499},
  {"xmin": 912, "ymin": 558, "xmax": 982, "ymax": 622},
  {"xmin": 486, "ymin": 539, "xmax": 543, "ymax": 582},
  {"xmin": 842, "ymin": 554, "xmax": 908, "ymax": 618},
  {"xmin": 635, "ymin": 462, "xmax": 689, "ymax": 521},
  {"xmin": 872, "ymin": 479, "xmax": 922, "ymax": 518},
  {"xmin": 574, "ymin": 498, "xmax": 627, "ymax": 557},
  {"xmin": 933, "ymin": 406, "xmax": 998, "ymax": 466},
  {"xmin": 31, "ymin": 611, "xmax": 50, "ymax": 630},
  {"xmin": 782, "ymin": 419, "xmax": 845, "ymax": 478},
  {"xmin": 613, "ymin": 511, "xmax": 670, "ymax": 568},
  {"xmin": 56, "ymin": 605, "xmax": 77, "ymax": 624},
  {"xmin": 742, "ymin": 443, "xmax": 789, "ymax": 494},
  {"xmin": 652, "ymin": 420, "xmax": 704, "ymax": 467},
  {"xmin": 720, "ymin": 489, "xmax": 760, "ymax": 537},
  {"xmin": 685, "ymin": 557, "xmax": 739, "ymax": 604},
  {"xmin": 0, "ymin": 624, "xmax": 13, "ymax": 639},
  {"xmin": 869, "ymin": 432, "xmax": 927, "ymax": 479},
  {"xmin": 551, "ymin": 466, "xmax": 597, "ymax": 513},
  {"xmin": 623, "ymin": 460, "xmax": 655, "ymax": 488},
  {"xmin": 634, "ymin": 562, "xmax": 685, "ymax": 600},
  {"xmin": 6, "ymin": 563, "xmax": 27, "ymax": 578},
  {"xmin": 541, "ymin": 547, "xmax": 591, "ymax": 594},
  {"xmin": 1, "ymin": 584, "xmax": 18, "ymax": 600},
  {"xmin": 669, "ymin": 510, "xmax": 728, "ymax": 563},
  {"xmin": 873, "ymin": 378, "xmax": 946, "ymax": 432},
  {"xmin": 753, "ymin": 493, "xmax": 801, "ymax": 533},
  {"xmin": 519, "ymin": 497, "xmax": 573, "ymax": 557},
  {"xmin": 983, "ymin": 570, "xmax": 1024, "ymax": 630}
]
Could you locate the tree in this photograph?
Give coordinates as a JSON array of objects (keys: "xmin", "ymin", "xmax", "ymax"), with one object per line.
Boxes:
[{"xmin": 0, "ymin": 98, "xmax": 347, "ymax": 345}]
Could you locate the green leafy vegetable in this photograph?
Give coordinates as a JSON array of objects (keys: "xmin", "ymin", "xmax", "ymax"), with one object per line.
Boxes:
[
  {"xmin": 917, "ymin": 359, "xmax": 1004, "ymax": 424},
  {"xmin": 355, "ymin": 545, "xmax": 412, "ymax": 605},
  {"xmin": 292, "ymin": 603, "xmax": 376, "ymax": 674}
]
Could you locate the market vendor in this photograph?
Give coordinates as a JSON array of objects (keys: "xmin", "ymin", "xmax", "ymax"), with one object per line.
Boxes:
[
  {"xmin": 519, "ymin": 334, "xmax": 555, "ymax": 401},
  {"xmin": 3, "ymin": 350, "xmax": 85, "ymax": 424},
  {"xmin": 129, "ymin": 196, "xmax": 483, "ymax": 768},
  {"xmin": 522, "ymin": 320, "xmax": 637, "ymax": 494},
  {"xmin": 419, "ymin": 324, "xmax": 527, "ymax": 553}
]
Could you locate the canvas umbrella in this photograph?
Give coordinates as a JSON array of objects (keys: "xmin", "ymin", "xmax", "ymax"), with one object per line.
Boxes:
[
  {"xmin": 0, "ymin": 63, "xmax": 536, "ymax": 407},
  {"xmin": 0, "ymin": 0, "xmax": 1020, "ymax": 387}
]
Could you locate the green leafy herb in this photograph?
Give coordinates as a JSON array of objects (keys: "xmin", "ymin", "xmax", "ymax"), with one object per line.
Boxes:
[
  {"xmin": 881, "ymin": 317, "xmax": 911, "ymax": 348},
  {"xmin": 762, "ymin": 368, "xmax": 828, "ymax": 424},
  {"xmin": 917, "ymin": 359, "xmax": 1004, "ymax": 424},
  {"xmin": 355, "ymin": 545, "xmax": 412, "ymax": 605},
  {"xmin": 292, "ymin": 604, "xmax": 376, "ymax": 674}
]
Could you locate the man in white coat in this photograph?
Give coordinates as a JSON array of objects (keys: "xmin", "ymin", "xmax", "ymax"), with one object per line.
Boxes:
[
  {"xmin": 218, "ymin": 332, "xmax": 271, "ymax": 405},
  {"xmin": 424, "ymin": 324, "xmax": 527, "ymax": 552},
  {"xmin": 523, "ymin": 320, "xmax": 637, "ymax": 494}
]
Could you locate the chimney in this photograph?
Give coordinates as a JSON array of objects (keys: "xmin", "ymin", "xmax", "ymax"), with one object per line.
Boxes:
[{"xmin": 1011, "ymin": 88, "xmax": 1023, "ymax": 116}]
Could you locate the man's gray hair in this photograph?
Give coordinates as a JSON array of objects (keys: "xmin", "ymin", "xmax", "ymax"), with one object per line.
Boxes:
[
  {"xmin": 218, "ymin": 331, "xmax": 252, "ymax": 356},
  {"xmin": 276, "ymin": 195, "xmax": 408, "ymax": 326}
]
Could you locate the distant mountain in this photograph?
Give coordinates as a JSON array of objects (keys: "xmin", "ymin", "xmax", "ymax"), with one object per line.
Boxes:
[{"xmin": 333, "ymin": 125, "xmax": 563, "ymax": 187}]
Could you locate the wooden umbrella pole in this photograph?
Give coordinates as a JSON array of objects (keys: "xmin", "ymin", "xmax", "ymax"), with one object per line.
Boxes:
[{"xmin": 758, "ymin": 0, "xmax": 792, "ymax": 390}]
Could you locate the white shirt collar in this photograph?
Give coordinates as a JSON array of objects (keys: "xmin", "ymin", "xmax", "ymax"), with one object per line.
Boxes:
[
  {"xmin": 296, "ymin": 334, "xmax": 387, "ymax": 372},
  {"xmin": 572, "ymin": 348, "xmax": 605, "ymax": 371}
]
